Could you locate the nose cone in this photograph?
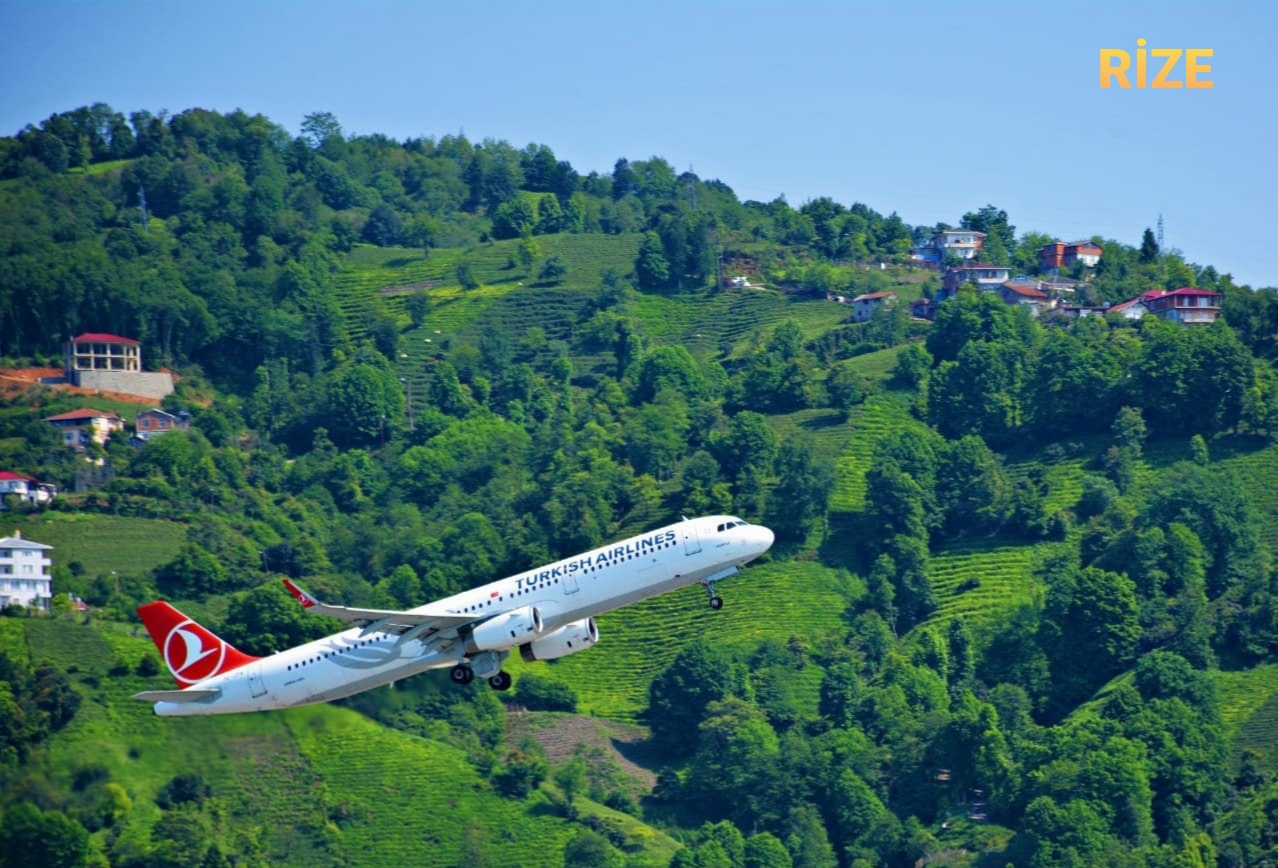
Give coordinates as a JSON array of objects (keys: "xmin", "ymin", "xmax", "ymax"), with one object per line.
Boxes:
[{"xmin": 748, "ymin": 524, "xmax": 775, "ymax": 558}]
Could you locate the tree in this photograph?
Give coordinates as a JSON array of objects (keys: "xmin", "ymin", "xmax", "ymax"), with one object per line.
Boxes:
[
  {"xmin": 0, "ymin": 801, "xmax": 89, "ymax": 868},
  {"xmin": 647, "ymin": 639, "xmax": 747, "ymax": 754},
  {"xmin": 765, "ymin": 434, "xmax": 835, "ymax": 540},
  {"xmin": 635, "ymin": 231, "xmax": 670, "ymax": 290},
  {"xmin": 324, "ymin": 362, "xmax": 404, "ymax": 448},
  {"xmin": 960, "ymin": 204, "xmax": 1015, "ymax": 254},
  {"xmin": 406, "ymin": 291, "xmax": 430, "ymax": 328},
  {"xmin": 361, "ymin": 204, "xmax": 402, "ymax": 246},
  {"xmin": 537, "ymin": 255, "xmax": 567, "ymax": 285},
  {"xmin": 744, "ymin": 833, "xmax": 793, "ymax": 868},
  {"xmin": 300, "ymin": 111, "xmax": 343, "ymax": 149},
  {"xmin": 457, "ymin": 260, "xmax": 479, "ymax": 290},
  {"xmin": 554, "ymin": 757, "xmax": 588, "ymax": 814},
  {"xmin": 1140, "ymin": 227, "xmax": 1160, "ymax": 263}
]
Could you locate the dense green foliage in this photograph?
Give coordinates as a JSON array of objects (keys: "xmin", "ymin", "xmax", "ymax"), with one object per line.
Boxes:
[{"xmin": 3, "ymin": 103, "xmax": 1278, "ymax": 868}]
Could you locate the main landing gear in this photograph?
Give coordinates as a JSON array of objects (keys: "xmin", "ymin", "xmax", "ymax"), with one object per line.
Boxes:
[
  {"xmin": 450, "ymin": 664, "xmax": 513, "ymax": 691},
  {"xmin": 704, "ymin": 580, "xmax": 724, "ymax": 610}
]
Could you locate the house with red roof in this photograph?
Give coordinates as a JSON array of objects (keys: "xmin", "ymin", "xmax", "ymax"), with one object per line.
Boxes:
[
  {"xmin": 43, "ymin": 408, "xmax": 125, "ymax": 450},
  {"xmin": 1145, "ymin": 288, "xmax": 1223, "ymax": 324},
  {"xmin": 61, "ymin": 332, "xmax": 172, "ymax": 400},
  {"xmin": 851, "ymin": 292, "xmax": 897, "ymax": 323},
  {"xmin": 64, "ymin": 333, "xmax": 141, "ymax": 373},
  {"xmin": 0, "ymin": 472, "xmax": 56, "ymax": 506},
  {"xmin": 1000, "ymin": 280, "xmax": 1053, "ymax": 315}
]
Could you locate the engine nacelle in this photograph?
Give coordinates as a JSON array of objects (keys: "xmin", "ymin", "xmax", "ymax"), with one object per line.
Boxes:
[
  {"xmin": 519, "ymin": 617, "xmax": 599, "ymax": 662},
  {"xmin": 466, "ymin": 606, "xmax": 543, "ymax": 653}
]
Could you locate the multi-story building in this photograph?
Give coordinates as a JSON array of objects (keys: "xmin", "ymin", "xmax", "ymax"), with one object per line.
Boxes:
[
  {"xmin": 0, "ymin": 530, "xmax": 53, "ymax": 610},
  {"xmin": 912, "ymin": 229, "xmax": 986, "ymax": 264},
  {"xmin": 1145, "ymin": 288, "xmax": 1223, "ymax": 324},
  {"xmin": 1039, "ymin": 240, "xmax": 1104, "ymax": 271}
]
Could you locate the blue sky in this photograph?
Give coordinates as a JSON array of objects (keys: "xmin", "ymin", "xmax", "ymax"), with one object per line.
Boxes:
[{"xmin": 3, "ymin": 0, "xmax": 1274, "ymax": 288}]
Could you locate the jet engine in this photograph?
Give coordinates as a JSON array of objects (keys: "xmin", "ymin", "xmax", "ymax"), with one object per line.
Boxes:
[
  {"xmin": 519, "ymin": 617, "xmax": 599, "ymax": 662},
  {"xmin": 466, "ymin": 606, "xmax": 543, "ymax": 653}
]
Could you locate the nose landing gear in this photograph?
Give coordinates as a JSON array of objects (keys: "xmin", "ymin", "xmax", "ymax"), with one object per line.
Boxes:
[{"xmin": 704, "ymin": 580, "xmax": 724, "ymax": 610}]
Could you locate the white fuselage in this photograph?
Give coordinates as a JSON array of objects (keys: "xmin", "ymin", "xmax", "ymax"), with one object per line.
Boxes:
[{"xmin": 152, "ymin": 516, "xmax": 772, "ymax": 716}]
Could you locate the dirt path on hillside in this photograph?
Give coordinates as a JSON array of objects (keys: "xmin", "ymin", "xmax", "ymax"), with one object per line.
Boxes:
[{"xmin": 0, "ymin": 366, "xmax": 164, "ymax": 406}]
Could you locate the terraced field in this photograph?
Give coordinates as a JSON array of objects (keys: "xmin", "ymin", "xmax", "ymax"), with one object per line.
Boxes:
[
  {"xmin": 287, "ymin": 704, "xmax": 575, "ymax": 868},
  {"xmin": 334, "ymin": 234, "xmax": 643, "ymax": 342},
  {"xmin": 1216, "ymin": 664, "xmax": 1278, "ymax": 772},
  {"xmin": 628, "ymin": 288, "xmax": 848, "ymax": 361},
  {"xmin": 829, "ymin": 393, "xmax": 924, "ymax": 513},
  {"xmin": 767, "ymin": 407, "xmax": 854, "ymax": 456},
  {"xmin": 922, "ymin": 541, "xmax": 1043, "ymax": 632},
  {"xmin": 1005, "ymin": 458, "xmax": 1088, "ymax": 515},
  {"xmin": 1217, "ymin": 439, "xmax": 1278, "ymax": 554},
  {"xmin": 505, "ymin": 560, "xmax": 859, "ymax": 721},
  {"xmin": 5, "ymin": 513, "xmax": 186, "ymax": 576},
  {"xmin": 841, "ymin": 345, "xmax": 905, "ymax": 388}
]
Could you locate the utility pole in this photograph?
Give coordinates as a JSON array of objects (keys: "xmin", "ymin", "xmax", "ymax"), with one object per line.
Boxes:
[{"xmin": 400, "ymin": 377, "xmax": 414, "ymax": 432}]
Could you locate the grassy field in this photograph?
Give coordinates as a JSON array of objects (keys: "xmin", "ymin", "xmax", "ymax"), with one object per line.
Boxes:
[
  {"xmin": 3, "ymin": 513, "xmax": 186, "ymax": 575},
  {"xmin": 504, "ymin": 559, "xmax": 860, "ymax": 722}
]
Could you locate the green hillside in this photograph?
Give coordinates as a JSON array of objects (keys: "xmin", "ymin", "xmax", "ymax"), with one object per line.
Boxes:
[{"xmin": 23, "ymin": 618, "xmax": 673, "ymax": 868}]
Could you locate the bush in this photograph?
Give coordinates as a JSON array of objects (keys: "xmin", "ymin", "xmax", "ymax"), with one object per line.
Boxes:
[{"xmin": 515, "ymin": 673, "xmax": 578, "ymax": 712}]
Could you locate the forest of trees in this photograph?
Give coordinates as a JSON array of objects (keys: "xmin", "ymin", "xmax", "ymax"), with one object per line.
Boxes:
[{"xmin": 3, "ymin": 103, "xmax": 1278, "ymax": 868}]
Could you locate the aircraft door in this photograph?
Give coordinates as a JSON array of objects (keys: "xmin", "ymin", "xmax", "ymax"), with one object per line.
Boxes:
[
  {"xmin": 563, "ymin": 573, "xmax": 580, "ymax": 595},
  {"xmin": 683, "ymin": 524, "xmax": 702, "ymax": 556},
  {"xmin": 247, "ymin": 663, "xmax": 268, "ymax": 698}
]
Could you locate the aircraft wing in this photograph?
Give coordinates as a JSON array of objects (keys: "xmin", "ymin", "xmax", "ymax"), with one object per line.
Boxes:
[
  {"xmin": 282, "ymin": 579, "xmax": 473, "ymax": 635},
  {"xmin": 133, "ymin": 688, "xmax": 221, "ymax": 703}
]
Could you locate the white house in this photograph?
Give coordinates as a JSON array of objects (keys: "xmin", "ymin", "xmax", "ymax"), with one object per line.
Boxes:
[
  {"xmin": 0, "ymin": 472, "xmax": 56, "ymax": 507},
  {"xmin": 0, "ymin": 530, "xmax": 53, "ymax": 610},
  {"xmin": 913, "ymin": 230, "xmax": 986, "ymax": 263},
  {"xmin": 852, "ymin": 292, "xmax": 897, "ymax": 323}
]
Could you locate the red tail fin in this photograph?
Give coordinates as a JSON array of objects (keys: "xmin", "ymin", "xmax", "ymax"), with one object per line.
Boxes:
[{"xmin": 137, "ymin": 601, "xmax": 260, "ymax": 688}]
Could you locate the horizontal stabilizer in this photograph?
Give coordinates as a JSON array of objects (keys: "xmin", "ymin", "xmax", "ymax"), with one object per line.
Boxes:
[{"xmin": 132, "ymin": 688, "xmax": 221, "ymax": 703}]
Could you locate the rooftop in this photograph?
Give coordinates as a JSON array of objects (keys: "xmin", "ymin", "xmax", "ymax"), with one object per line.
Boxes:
[
  {"xmin": 43, "ymin": 408, "xmax": 122, "ymax": 423},
  {"xmin": 69, "ymin": 333, "xmax": 140, "ymax": 345}
]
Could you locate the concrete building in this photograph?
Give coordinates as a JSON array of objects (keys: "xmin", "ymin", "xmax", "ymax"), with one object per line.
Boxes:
[
  {"xmin": 63, "ymin": 333, "xmax": 173, "ymax": 400},
  {"xmin": 0, "ymin": 530, "xmax": 53, "ymax": 610}
]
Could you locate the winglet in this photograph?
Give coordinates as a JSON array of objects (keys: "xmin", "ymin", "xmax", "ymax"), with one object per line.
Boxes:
[{"xmin": 282, "ymin": 578, "xmax": 318, "ymax": 609}]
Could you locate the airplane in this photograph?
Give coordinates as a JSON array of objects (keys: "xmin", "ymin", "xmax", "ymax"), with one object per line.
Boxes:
[{"xmin": 132, "ymin": 515, "xmax": 774, "ymax": 716}]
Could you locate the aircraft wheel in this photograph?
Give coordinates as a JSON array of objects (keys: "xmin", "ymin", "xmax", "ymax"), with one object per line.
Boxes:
[
  {"xmin": 488, "ymin": 671, "xmax": 513, "ymax": 691},
  {"xmin": 450, "ymin": 665, "xmax": 475, "ymax": 686},
  {"xmin": 709, "ymin": 596, "xmax": 724, "ymax": 611}
]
